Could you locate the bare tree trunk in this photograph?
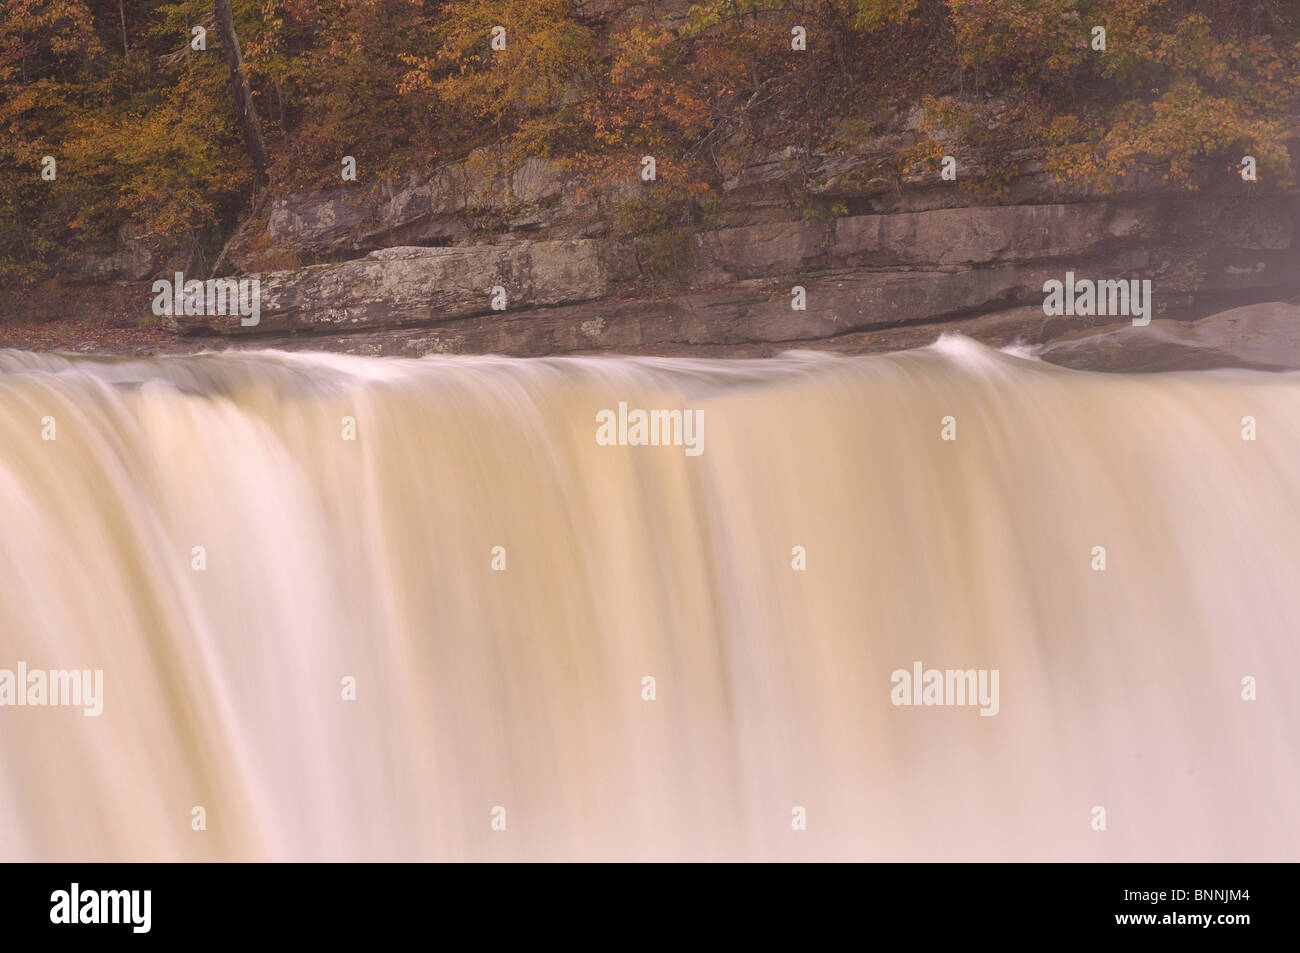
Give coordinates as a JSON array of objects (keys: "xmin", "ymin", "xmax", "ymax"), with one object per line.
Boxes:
[
  {"xmin": 118, "ymin": 0, "xmax": 128, "ymax": 56},
  {"xmin": 209, "ymin": 189, "xmax": 270, "ymax": 278},
  {"xmin": 213, "ymin": 0, "xmax": 269, "ymax": 185}
]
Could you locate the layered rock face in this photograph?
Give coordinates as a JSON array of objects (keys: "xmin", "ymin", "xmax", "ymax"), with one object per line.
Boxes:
[
  {"xmin": 165, "ymin": 239, "xmax": 633, "ymax": 335},
  {"xmin": 140, "ymin": 124, "xmax": 1300, "ymax": 352}
]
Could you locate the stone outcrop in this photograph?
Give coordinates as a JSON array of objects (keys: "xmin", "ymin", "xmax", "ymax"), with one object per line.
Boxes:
[
  {"xmin": 165, "ymin": 238, "xmax": 633, "ymax": 335},
  {"xmin": 67, "ymin": 223, "xmax": 169, "ymax": 282},
  {"xmin": 1038, "ymin": 301, "xmax": 1300, "ymax": 372},
  {"xmin": 91, "ymin": 99, "xmax": 1300, "ymax": 353},
  {"xmin": 233, "ymin": 148, "xmax": 601, "ymax": 271},
  {"xmin": 172, "ymin": 182, "xmax": 1299, "ymax": 349}
]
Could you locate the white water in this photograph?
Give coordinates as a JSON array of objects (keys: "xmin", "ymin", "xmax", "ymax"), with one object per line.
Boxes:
[{"xmin": 1, "ymin": 338, "xmax": 1297, "ymax": 861}]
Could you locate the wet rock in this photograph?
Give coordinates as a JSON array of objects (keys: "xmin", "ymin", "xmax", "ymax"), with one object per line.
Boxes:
[{"xmin": 1038, "ymin": 301, "xmax": 1300, "ymax": 372}]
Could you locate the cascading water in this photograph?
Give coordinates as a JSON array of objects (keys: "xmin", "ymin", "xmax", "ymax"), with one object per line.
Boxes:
[{"xmin": 1, "ymin": 337, "xmax": 1297, "ymax": 861}]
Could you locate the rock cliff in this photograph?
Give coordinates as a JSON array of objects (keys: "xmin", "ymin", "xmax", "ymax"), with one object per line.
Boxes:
[{"xmin": 85, "ymin": 115, "xmax": 1300, "ymax": 355}]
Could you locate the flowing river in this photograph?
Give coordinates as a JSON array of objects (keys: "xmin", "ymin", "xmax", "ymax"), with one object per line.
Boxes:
[{"xmin": 1, "ymin": 337, "xmax": 1297, "ymax": 860}]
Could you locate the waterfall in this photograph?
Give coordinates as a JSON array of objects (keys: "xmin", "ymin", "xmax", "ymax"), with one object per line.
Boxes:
[{"xmin": 1, "ymin": 338, "xmax": 1297, "ymax": 860}]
